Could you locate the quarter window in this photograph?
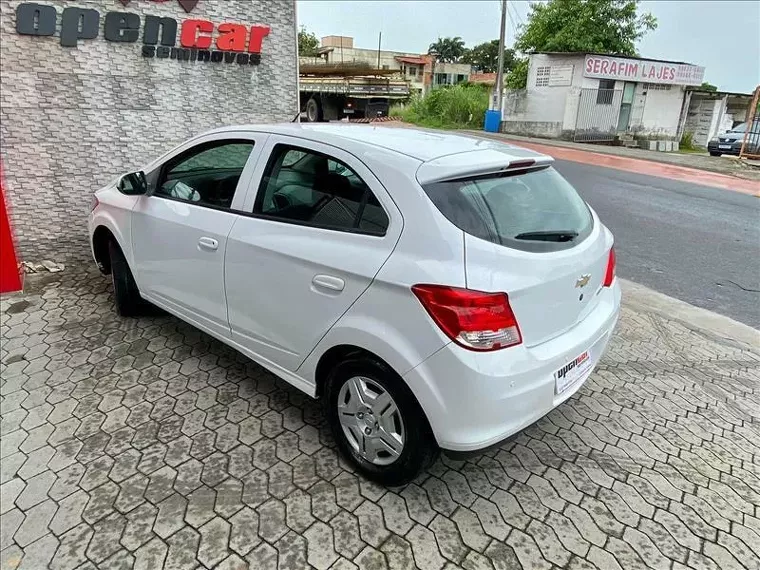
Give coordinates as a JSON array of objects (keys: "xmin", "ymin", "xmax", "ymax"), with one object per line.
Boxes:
[
  {"xmin": 155, "ymin": 141, "xmax": 255, "ymax": 209},
  {"xmin": 254, "ymin": 145, "xmax": 389, "ymax": 235}
]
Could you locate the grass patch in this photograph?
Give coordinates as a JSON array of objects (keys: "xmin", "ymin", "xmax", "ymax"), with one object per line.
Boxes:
[{"xmin": 391, "ymin": 83, "xmax": 490, "ymax": 130}]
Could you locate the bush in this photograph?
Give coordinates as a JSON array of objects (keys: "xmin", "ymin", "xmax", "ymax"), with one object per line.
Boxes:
[
  {"xmin": 390, "ymin": 83, "xmax": 490, "ymax": 129},
  {"xmin": 680, "ymin": 131, "xmax": 696, "ymax": 150}
]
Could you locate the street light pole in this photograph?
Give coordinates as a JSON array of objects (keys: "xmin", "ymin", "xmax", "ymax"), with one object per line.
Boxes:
[{"xmin": 493, "ymin": 0, "xmax": 508, "ymax": 111}]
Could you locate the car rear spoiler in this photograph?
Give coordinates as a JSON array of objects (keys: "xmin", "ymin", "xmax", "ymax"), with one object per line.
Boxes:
[{"xmin": 416, "ymin": 149, "xmax": 554, "ymax": 186}]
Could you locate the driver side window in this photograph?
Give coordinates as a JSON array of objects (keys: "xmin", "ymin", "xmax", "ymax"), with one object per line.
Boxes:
[
  {"xmin": 254, "ymin": 144, "xmax": 389, "ymax": 235},
  {"xmin": 155, "ymin": 140, "xmax": 255, "ymax": 210}
]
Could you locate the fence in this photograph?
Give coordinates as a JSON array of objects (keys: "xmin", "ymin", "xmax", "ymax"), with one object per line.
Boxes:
[
  {"xmin": 574, "ymin": 88, "xmax": 623, "ymax": 142},
  {"xmin": 739, "ymin": 86, "xmax": 760, "ymax": 160}
]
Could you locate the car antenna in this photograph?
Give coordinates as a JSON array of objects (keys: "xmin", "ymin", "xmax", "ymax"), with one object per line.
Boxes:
[{"xmin": 291, "ymin": 111, "xmax": 301, "ymax": 123}]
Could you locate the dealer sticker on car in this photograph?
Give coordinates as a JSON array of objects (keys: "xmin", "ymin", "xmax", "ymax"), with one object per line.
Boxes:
[{"xmin": 555, "ymin": 350, "xmax": 592, "ymax": 395}]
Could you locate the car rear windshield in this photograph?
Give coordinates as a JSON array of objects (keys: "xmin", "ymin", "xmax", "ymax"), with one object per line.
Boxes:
[{"xmin": 421, "ymin": 165, "xmax": 593, "ymax": 252}]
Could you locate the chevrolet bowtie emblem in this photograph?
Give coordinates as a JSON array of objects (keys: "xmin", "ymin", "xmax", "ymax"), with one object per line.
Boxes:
[
  {"xmin": 575, "ymin": 274, "xmax": 592, "ymax": 288},
  {"xmin": 119, "ymin": 0, "xmax": 199, "ymax": 13}
]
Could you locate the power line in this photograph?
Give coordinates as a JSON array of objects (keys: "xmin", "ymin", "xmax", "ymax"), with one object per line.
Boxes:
[{"xmin": 509, "ymin": 2, "xmax": 524, "ymax": 29}]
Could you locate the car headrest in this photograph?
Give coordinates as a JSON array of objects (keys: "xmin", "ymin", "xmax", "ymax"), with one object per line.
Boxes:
[{"xmin": 314, "ymin": 173, "xmax": 361, "ymax": 202}]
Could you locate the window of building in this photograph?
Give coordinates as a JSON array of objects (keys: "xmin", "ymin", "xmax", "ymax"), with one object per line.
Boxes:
[
  {"xmin": 596, "ymin": 79, "xmax": 616, "ymax": 104},
  {"xmin": 155, "ymin": 141, "xmax": 254, "ymax": 209},
  {"xmin": 254, "ymin": 145, "xmax": 389, "ymax": 235},
  {"xmin": 643, "ymin": 83, "xmax": 671, "ymax": 91},
  {"xmin": 535, "ymin": 66, "xmax": 551, "ymax": 87},
  {"xmin": 456, "ymin": 74, "xmax": 467, "ymax": 83},
  {"xmin": 382, "ymin": 64, "xmax": 389, "ymax": 70}
]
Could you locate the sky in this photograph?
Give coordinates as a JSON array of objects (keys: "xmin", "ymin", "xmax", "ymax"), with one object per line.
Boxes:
[{"xmin": 297, "ymin": 0, "xmax": 760, "ymax": 94}]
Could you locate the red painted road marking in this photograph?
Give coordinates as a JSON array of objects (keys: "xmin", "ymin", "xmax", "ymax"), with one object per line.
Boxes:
[{"xmin": 505, "ymin": 140, "xmax": 760, "ymax": 197}]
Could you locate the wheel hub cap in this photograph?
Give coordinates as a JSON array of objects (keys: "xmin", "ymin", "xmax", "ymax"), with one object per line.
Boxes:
[{"xmin": 337, "ymin": 377, "xmax": 405, "ymax": 466}]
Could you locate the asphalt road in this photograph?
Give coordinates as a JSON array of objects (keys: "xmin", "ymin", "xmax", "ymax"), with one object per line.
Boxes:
[{"xmin": 553, "ymin": 159, "xmax": 760, "ymax": 329}]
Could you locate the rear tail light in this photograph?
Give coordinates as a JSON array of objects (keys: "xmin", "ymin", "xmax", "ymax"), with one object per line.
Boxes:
[
  {"xmin": 411, "ymin": 284, "xmax": 522, "ymax": 351},
  {"xmin": 603, "ymin": 247, "xmax": 616, "ymax": 287},
  {"xmin": 90, "ymin": 195, "xmax": 100, "ymax": 212}
]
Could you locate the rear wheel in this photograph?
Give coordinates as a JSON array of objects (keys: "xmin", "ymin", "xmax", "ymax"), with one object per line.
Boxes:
[
  {"xmin": 325, "ymin": 357, "xmax": 437, "ymax": 486},
  {"xmin": 109, "ymin": 241, "xmax": 142, "ymax": 317},
  {"xmin": 305, "ymin": 97, "xmax": 322, "ymax": 122}
]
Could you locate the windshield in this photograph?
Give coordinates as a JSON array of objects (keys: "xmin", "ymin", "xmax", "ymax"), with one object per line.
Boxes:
[
  {"xmin": 730, "ymin": 123, "xmax": 747, "ymax": 133},
  {"xmin": 422, "ymin": 166, "xmax": 593, "ymax": 252}
]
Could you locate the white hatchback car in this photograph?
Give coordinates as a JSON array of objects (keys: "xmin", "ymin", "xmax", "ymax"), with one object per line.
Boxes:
[{"xmin": 89, "ymin": 124, "xmax": 621, "ymax": 485}]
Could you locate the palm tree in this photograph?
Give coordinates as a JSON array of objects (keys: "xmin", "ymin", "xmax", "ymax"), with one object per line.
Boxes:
[{"xmin": 428, "ymin": 37, "xmax": 466, "ymax": 63}]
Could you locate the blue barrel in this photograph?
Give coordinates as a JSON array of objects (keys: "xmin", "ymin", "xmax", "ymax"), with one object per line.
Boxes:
[{"xmin": 484, "ymin": 109, "xmax": 501, "ymax": 133}]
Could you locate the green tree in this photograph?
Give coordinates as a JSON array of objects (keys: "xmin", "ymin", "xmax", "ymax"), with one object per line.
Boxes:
[
  {"xmin": 460, "ymin": 40, "xmax": 516, "ymax": 73},
  {"xmin": 428, "ymin": 37, "xmax": 467, "ymax": 63},
  {"xmin": 506, "ymin": 0, "xmax": 657, "ymax": 88},
  {"xmin": 298, "ymin": 27, "xmax": 320, "ymax": 57},
  {"xmin": 699, "ymin": 81, "xmax": 718, "ymax": 91},
  {"xmin": 515, "ymin": 0, "xmax": 657, "ymax": 55},
  {"xmin": 505, "ymin": 58, "xmax": 529, "ymax": 89}
]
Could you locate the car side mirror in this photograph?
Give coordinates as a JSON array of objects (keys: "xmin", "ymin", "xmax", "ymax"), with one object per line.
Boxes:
[{"xmin": 118, "ymin": 171, "xmax": 148, "ymax": 195}]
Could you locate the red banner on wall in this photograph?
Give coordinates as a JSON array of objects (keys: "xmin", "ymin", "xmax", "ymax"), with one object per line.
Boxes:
[{"xmin": 0, "ymin": 162, "xmax": 24, "ymax": 294}]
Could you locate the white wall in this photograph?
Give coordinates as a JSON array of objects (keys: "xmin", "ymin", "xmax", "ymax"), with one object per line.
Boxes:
[
  {"xmin": 502, "ymin": 54, "xmax": 584, "ymax": 127},
  {"xmin": 684, "ymin": 96, "xmax": 723, "ymax": 146},
  {"xmin": 637, "ymin": 85, "xmax": 686, "ymax": 137}
]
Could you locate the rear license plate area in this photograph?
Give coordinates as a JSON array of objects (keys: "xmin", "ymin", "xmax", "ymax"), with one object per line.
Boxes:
[{"xmin": 554, "ymin": 349, "xmax": 593, "ymax": 395}]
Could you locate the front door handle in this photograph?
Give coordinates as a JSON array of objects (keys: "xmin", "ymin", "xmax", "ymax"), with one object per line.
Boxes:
[
  {"xmin": 198, "ymin": 237, "xmax": 219, "ymax": 251},
  {"xmin": 312, "ymin": 274, "xmax": 345, "ymax": 292}
]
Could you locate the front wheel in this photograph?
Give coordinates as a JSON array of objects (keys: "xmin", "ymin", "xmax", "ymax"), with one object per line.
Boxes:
[
  {"xmin": 324, "ymin": 357, "xmax": 437, "ymax": 486},
  {"xmin": 109, "ymin": 240, "xmax": 143, "ymax": 317}
]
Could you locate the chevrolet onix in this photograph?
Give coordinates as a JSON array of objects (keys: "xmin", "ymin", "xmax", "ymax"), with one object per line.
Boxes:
[{"xmin": 89, "ymin": 124, "xmax": 621, "ymax": 485}]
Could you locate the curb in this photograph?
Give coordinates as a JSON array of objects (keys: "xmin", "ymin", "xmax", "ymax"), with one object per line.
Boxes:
[{"xmin": 621, "ymin": 278, "xmax": 759, "ymax": 350}]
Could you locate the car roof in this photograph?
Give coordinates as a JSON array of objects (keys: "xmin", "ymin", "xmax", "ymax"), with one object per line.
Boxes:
[{"xmin": 204, "ymin": 123, "xmax": 549, "ymax": 163}]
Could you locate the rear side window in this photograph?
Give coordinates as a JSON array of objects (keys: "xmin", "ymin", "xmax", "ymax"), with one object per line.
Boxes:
[
  {"xmin": 254, "ymin": 145, "xmax": 389, "ymax": 235},
  {"xmin": 422, "ymin": 166, "xmax": 593, "ymax": 252}
]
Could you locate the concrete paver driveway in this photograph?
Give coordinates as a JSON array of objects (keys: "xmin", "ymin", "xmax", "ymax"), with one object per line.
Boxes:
[{"xmin": 1, "ymin": 268, "xmax": 759, "ymax": 570}]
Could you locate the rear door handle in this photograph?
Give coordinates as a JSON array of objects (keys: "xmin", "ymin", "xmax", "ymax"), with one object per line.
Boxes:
[
  {"xmin": 198, "ymin": 237, "xmax": 219, "ymax": 251},
  {"xmin": 312, "ymin": 274, "xmax": 345, "ymax": 292}
]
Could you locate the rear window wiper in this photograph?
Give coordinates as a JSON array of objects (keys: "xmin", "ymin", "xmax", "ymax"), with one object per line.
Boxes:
[{"xmin": 514, "ymin": 230, "xmax": 579, "ymax": 242}]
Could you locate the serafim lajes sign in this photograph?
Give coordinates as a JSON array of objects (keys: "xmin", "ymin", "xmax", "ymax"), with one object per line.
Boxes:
[
  {"xmin": 584, "ymin": 55, "xmax": 705, "ymax": 86},
  {"xmin": 15, "ymin": 2, "xmax": 270, "ymax": 67}
]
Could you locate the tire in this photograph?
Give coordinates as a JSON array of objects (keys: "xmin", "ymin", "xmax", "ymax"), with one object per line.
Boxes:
[
  {"xmin": 109, "ymin": 240, "xmax": 142, "ymax": 317},
  {"xmin": 709, "ymin": 151, "xmax": 721, "ymax": 157},
  {"xmin": 305, "ymin": 97, "xmax": 322, "ymax": 122},
  {"xmin": 324, "ymin": 356, "xmax": 438, "ymax": 486}
]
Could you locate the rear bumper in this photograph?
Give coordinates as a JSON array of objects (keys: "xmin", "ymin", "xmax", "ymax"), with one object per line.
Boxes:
[{"xmin": 403, "ymin": 280, "xmax": 621, "ymax": 452}]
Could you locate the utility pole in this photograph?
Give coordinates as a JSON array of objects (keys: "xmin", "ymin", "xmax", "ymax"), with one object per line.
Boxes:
[
  {"xmin": 493, "ymin": 0, "xmax": 508, "ymax": 111},
  {"xmin": 377, "ymin": 32, "xmax": 382, "ymax": 70}
]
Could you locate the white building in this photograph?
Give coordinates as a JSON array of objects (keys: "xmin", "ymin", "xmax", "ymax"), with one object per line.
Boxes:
[
  {"xmin": 502, "ymin": 52, "xmax": 705, "ymax": 142},
  {"xmin": 682, "ymin": 89, "xmax": 754, "ymax": 147}
]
